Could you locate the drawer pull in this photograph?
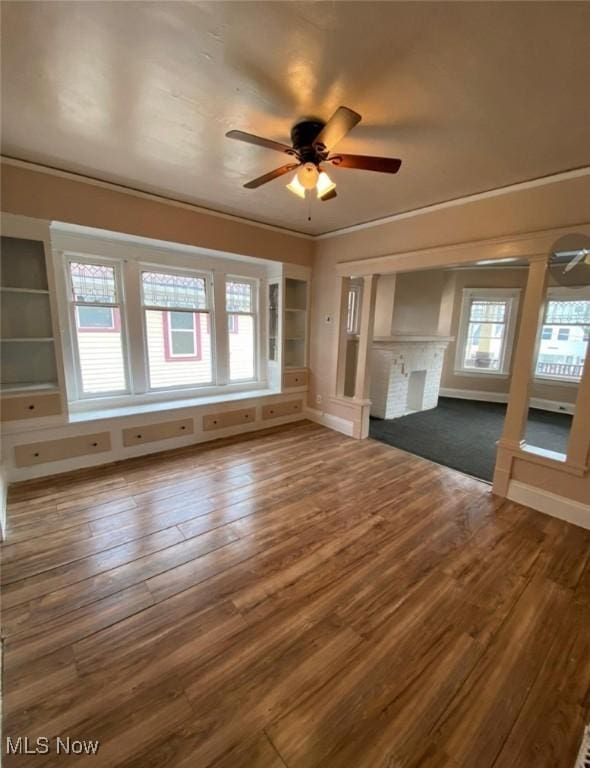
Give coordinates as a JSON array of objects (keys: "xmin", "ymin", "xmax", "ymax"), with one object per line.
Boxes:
[
  {"xmin": 213, "ymin": 420, "xmax": 218, "ymax": 425},
  {"xmin": 28, "ymin": 404, "xmax": 35, "ymax": 410},
  {"xmin": 92, "ymin": 442, "xmax": 98, "ymax": 447},
  {"xmin": 180, "ymin": 425, "xmax": 186, "ymax": 430},
  {"xmin": 136, "ymin": 434, "xmax": 142, "ymax": 439},
  {"xmin": 33, "ymin": 452, "xmax": 40, "ymax": 457}
]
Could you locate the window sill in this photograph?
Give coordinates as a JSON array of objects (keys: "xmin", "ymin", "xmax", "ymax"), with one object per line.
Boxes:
[
  {"xmin": 453, "ymin": 369, "xmax": 510, "ymax": 379},
  {"xmin": 533, "ymin": 376, "xmax": 581, "ymax": 387},
  {"xmin": 68, "ymin": 387, "xmax": 279, "ymax": 424}
]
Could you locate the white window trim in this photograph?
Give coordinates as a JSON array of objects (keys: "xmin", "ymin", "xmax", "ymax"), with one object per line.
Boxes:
[
  {"xmin": 454, "ymin": 288, "xmax": 521, "ymax": 377},
  {"xmin": 139, "ymin": 263, "xmax": 215, "ymax": 392},
  {"xmin": 65, "ymin": 254, "xmax": 131, "ymax": 400},
  {"xmin": 226, "ymin": 276, "xmax": 259, "ymax": 384},
  {"xmin": 533, "ymin": 285, "xmax": 590, "ymax": 384},
  {"xmin": 53, "ymin": 228, "xmax": 268, "ymax": 412}
]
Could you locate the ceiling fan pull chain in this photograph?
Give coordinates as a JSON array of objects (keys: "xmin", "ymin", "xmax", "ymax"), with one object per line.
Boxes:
[{"xmin": 307, "ymin": 190, "xmax": 312, "ymax": 222}]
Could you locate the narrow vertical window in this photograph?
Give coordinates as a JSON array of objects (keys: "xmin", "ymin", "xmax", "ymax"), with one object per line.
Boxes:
[
  {"xmin": 226, "ymin": 279, "xmax": 256, "ymax": 381},
  {"xmin": 142, "ymin": 270, "xmax": 212, "ymax": 389},
  {"xmin": 69, "ymin": 260, "xmax": 128, "ymax": 395}
]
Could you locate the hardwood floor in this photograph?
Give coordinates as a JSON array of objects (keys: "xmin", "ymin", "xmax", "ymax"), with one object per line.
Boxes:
[{"xmin": 1, "ymin": 421, "xmax": 589, "ymax": 767}]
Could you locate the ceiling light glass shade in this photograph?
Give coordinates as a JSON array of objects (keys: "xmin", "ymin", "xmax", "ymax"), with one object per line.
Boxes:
[
  {"xmin": 286, "ymin": 173, "xmax": 306, "ymax": 199},
  {"xmin": 316, "ymin": 171, "xmax": 336, "ymax": 199},
  {"xmin": 296, "ymin": 162, "xmax": 319, "ymax": 190}
]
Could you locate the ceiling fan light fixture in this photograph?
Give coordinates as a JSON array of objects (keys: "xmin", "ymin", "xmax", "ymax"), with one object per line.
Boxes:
[
  {"xmin": 296, "ymin": 162, "xmax": 319, "ymax": 190},
  {"xmin": 286, "ymin": 173, "xmax": 306, "ymax": 199},
  {"xmin": 316, "ymin": 170, "xmax": 336, "ymax": 200}
]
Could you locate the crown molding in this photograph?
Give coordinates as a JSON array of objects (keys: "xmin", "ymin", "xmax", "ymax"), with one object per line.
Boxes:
[
  {"xmin": 0, "ymin": 156, "xmax": 314, "ymax": 241},
  {"xmin": 2, "ymin": 155, "xmax": 589, "ymax": 242}
]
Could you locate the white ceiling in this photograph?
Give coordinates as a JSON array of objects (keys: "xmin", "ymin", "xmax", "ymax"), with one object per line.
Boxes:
[{"xmin": 2, "ymin": 1, "xmax": 589, "ymax": 236}]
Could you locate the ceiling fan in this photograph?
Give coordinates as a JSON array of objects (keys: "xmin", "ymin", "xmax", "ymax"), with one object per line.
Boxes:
[{"xmin": 226, "ymin": 106, "xmax": 402, "ymax": 202}]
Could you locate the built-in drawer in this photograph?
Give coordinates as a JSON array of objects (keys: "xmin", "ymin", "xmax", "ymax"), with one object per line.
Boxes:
[
  {"xmin": 122, "ymin": 418, "xmax": 194, "ymax": 447},
  {"xmin": 262, "ymin": 400, "xmax": 303, "ymax": 420},
  {"xmin": 203, "ymin": 407, "xmax": 256, "ymax": 431},
  {"xmin": 1, "ymin": 392, "xmax": 62, "ymax": 422},
  {"xmin": 283, "ymin": 370, "xmax": 308, "ymax": 389},
  {"xmin": 14, "ymin": 432, "xmax": 111, "ymax": 468}
]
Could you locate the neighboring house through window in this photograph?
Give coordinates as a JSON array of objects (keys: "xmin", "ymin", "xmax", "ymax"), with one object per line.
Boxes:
[
  {"xmin": 163, "ymin": 311, "xmax": 202, "ymax": 361},
  {"xmin": 76, "ymin": 305, "xmax": 120, "ymax": 332},
  {"xmin": 535, "ymin": 287, "xmax": 590, "ymax": 381},
  {"xmin": 68, "ymin": 260, "xmax": 128, "ymax": 395},
  {"xmin": 455, "ymin": 288, "xmax": 520, "ymax": 375}
]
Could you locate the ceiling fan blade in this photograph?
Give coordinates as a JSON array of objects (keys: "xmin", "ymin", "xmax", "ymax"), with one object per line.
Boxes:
[
  {"xmin": 320, "ymin": 189, "xmax": 338, "ymax": 202},
  {"xmin": 243, "ymin": 164, "xmax": 299, "ymax": 189},
  {"xmin": 329, "ymin": 154, "xmax": 402, "ymax": 174},
  {"xmin": 313, "ymin": 107, "xmax": 361, "ymax": 151},
  {"xmin": 226, "ymin": 130, "xmax": 294, "ymax": 155}
]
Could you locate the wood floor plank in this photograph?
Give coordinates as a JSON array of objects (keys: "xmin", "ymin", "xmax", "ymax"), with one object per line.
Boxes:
[{"xmin": 1, "ymin": 423, "xmax": 588, "ymax": 768}]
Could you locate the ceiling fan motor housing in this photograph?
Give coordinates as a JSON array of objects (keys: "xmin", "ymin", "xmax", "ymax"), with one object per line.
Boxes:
[{"xmin": 291, "ymin": 119, "xmax": 327, "ymax": 163}]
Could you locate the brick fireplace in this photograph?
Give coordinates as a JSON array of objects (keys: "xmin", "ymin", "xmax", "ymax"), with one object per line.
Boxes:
[{"xmin": 370, "ymin": 336, "xmax": 453, "ymax": 419}]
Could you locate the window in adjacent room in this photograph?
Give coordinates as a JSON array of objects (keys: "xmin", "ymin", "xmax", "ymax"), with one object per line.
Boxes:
[
  {"xmin": 455, "ymin": 288, "xmax": 520, "ymax": 375},
  {"xmin": 68, "ymin": 260, "xmax": 128, "ymax": 395},
  {"xmin": 535, "ymin": 288, "xmax": 590, "ymax": 381},
  {"xmin": 142, "ymin": 269, "xmax": 212, "ymax": 390},
  {"xmin": 347, "ymin": 284, "xmax": 361, "ymax": 335},
  {"xmin": 226, "ymin": 279, "xmax": 256, "ymax": 381}
]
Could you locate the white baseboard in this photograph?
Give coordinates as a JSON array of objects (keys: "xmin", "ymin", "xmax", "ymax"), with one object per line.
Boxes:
[
  {"xmin": 507, "ymin": 480, "xmax": 590, "ymax": 530},
  {"xmin": 439, "ymin": 388, "xmax": 575, "ymax": 415},
  {"xmin": 304, "ymin": 407, "xmax": 354, "ymax": 437}
]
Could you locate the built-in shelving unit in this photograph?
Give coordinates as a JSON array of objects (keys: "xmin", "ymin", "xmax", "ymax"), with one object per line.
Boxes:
[
  {"xmin": 1, "ymin": 236, "xmax": 59, "ymax": 391},
  {"xmin": 284, "ymin": 277, "xmax": 308, "ymax": 369}
]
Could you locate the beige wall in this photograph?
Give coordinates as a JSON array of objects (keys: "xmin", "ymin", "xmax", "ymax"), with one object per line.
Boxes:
[
  {"xmin": 438, "ymin": 268, "xmax": 579, "ymax": 404},
  {"xmin": 0, "ymin": 162, "xmax": 313, "ymax": 267},
  {"xmin": 390, "ymin": 270, "xmax": 447, "ymax": 336}
]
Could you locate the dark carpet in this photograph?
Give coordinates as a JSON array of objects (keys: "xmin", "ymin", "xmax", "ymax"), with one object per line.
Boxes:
[{"xmin": 369, "ymin": 397, "xmax": 572, "ymax": 482}]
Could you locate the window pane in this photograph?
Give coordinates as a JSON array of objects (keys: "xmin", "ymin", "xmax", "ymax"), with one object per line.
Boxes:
[
  {"xmin": 169, "ymin": 311, "xmax": 194, "ymax": 330},
  {"xmin": 226, "ymin": 281, "xmax": 253, "ymax": 313},
  {"xmin": 545, "ymin": 299, "xmax": 590, "ymax": 325},
  {"xmin": 70, "ymin": 262, "xmax": 116, "ymax": 304},
  {"xmin": 229, "ymin": 314, "xmax": 254, "ymax": 381},
  {"xmin": 145, "ymin": 310, "xmax": 211, "ymax": 388},
  {"xmin": 77, "ymin": 306, "xmax": 114, "ymax": 329},
  {"xmin": 75, "ymin": 308, "xmax": 126, "ymax": 393},
  {"xmin": 171, "ymin": 331, "xmax": 195, "ymax": 356},
  {"xmin": 469, "ymin": 300, "xmax": 506, "ymax": 323},
  {"xmin": 463, "ymin": 322, "xmax": 505, "ymax": 370},
  {"xmin": 142, "ymin": 271, "xmax": 207, "ymax": 310}
]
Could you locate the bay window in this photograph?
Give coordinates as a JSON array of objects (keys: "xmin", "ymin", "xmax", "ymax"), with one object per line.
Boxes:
[
  {"xmin": 535, "ymin": 288, "xmax": 590, "ymax": 382},
  {"xmin": 58, "ymin": 233, "xmax": 266, "ymax": 406},
  {"xmin": 455, "ymin": 288, "xmax": 520, "ymax": 375}
]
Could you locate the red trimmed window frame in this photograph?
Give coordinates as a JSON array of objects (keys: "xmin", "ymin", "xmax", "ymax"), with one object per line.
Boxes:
[
  {"xmin": 163, "ymin": 311, "xmax": 203, "ymax": 362},
  {"xmin": 76, "ymin": 306, "xmax": 121, "ymax": 333}
]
